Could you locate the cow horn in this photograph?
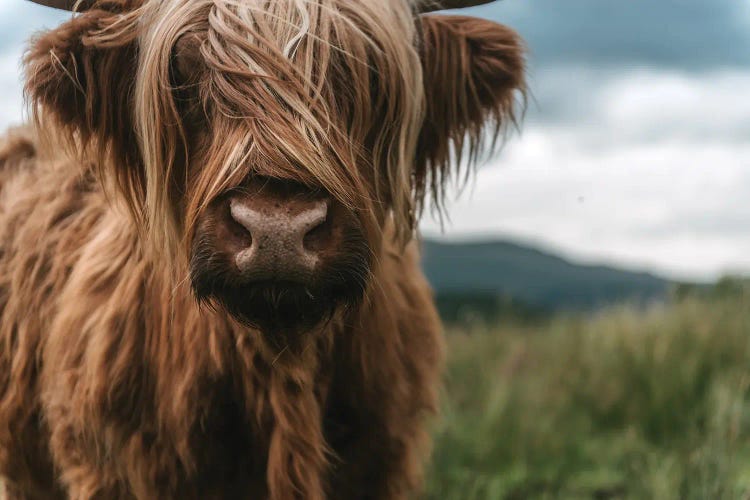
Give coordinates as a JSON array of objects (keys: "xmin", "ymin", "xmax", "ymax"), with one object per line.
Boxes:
[
  {"xmin": 25, "ymin": 0, "xmax": 91, "ymax": 11},
  {"xmin": 29, "ymin": 0, "xmax": 497, "ymax": 14},
  {"xmin": 416, "ymin": 0, "xmax": 498, "ymax": 14}
]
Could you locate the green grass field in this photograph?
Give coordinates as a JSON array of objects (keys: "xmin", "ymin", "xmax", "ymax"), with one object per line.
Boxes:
[{"xmin": 425, "ymin": 288, "xmax": 750, "ymax": 499}]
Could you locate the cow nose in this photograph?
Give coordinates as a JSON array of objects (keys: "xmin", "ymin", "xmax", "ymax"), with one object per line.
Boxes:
[{"xmin": 228, "ymin": 196, "xmax": 329, "ymax": 280}]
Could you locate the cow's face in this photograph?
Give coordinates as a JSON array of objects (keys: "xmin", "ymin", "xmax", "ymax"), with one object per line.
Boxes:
[{"xmin": 25, "ymin": 0, "xmax": 525, "ymax": 335}]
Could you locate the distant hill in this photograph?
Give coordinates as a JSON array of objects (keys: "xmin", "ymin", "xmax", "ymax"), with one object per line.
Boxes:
[{"xmin": 421, "ymin": 239, "xmax": 670, "ymax": 315}]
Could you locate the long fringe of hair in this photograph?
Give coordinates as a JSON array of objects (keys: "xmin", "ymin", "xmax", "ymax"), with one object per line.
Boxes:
[{"xmin": 132, "ymin": 0, "xmax": 425, "ymax": 270}]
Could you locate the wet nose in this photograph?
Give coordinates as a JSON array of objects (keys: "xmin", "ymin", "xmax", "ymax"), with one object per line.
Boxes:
[{"xmin": 229, "ymin": 195, "xmax": 329, "ymax": 281}]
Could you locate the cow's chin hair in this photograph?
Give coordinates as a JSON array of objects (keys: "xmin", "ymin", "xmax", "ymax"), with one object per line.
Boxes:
[
  {"xmin": 189, "ymin": 236, "xmax": 371, "ymax": 345},
  {"xmin": 204, "ymin": 281, "xmax": 363, "ymax": 340}
]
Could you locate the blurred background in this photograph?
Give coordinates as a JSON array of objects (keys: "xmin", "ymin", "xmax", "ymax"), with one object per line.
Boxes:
[{"xmin": 4, "ymin": 1, "xmax": 750, "ymax": 498}]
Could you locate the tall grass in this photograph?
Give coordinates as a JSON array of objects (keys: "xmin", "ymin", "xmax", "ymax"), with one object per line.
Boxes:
[{"xmin": 426, "ymin": 293, "xmax": 750, "ymax": 499}]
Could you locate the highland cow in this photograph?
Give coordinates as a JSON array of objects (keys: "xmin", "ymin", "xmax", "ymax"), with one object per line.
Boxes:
[{"xmin": 0, "ymin": 0, "xmax": 525, "ymax": 498}]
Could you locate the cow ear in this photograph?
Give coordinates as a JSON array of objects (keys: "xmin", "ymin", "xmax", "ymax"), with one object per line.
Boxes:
[
  {"xmin": 416, "ymin": 14, "xmax": 526, "ymax": 214},
  {"xmin": 24, "ymin": 8, "xmax": 143, "ymax": 195}
]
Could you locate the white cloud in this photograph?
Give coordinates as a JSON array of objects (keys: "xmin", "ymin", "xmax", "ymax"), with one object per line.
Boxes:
[
  {"xmin": 0, "ymin": 50, "xmax": 25, "ymax": 130},
  {"xmin": 422, "ymin": 68, "xmax": 750, "ymax": 281},
  {"xmin": 0, "ymin": 4, "xmax": 69, "ymax": 131},
  {"xmin": 597, "ymin": 69, "xmax": 750, "ymax": 143}
]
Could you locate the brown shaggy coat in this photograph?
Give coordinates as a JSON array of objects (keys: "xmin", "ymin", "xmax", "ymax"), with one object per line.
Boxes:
[
  {"xmin": 0, "ymin": 126, "xmax": 442, "ymax": 500},
  {"xmin": 0, "ymin": 1, "xmax": 525, "ymax": 498}
]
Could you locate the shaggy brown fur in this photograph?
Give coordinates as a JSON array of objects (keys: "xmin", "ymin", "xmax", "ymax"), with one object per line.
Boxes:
[{"xmin": 0, "ymin": 0, "xmax": 525, "ymax": 498}]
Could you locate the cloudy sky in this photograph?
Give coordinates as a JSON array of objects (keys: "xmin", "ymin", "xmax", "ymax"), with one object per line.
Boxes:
[{"xmin": 2, "ymin": 1, "xmax": 750, "ymax": 281}]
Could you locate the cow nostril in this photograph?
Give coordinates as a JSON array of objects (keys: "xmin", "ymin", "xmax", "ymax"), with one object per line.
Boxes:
[
  {"xmin": 302, "ymin": 211, "xmax": 331, "ymax": 253},
  {"xmin": 227, "ymin": 199, "xmax": 254, "ymax": 245}
]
